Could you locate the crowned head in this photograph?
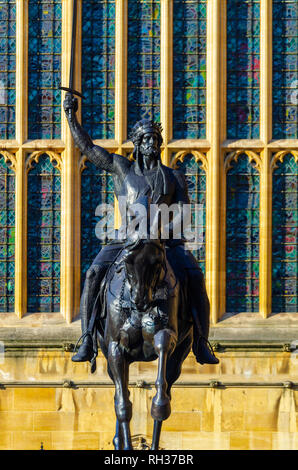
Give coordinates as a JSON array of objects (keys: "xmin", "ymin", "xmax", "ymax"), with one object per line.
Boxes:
[{"xmin": 130, "ymin": 119, "xmax": 163, "ymax": 164}]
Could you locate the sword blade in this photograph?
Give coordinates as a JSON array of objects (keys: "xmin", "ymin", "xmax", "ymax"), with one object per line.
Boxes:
[
  {"xmin": 59, "ymin": 0, "xmax": 84, "ymax": 98},
  {"xmin": 69, "ymin": 0, "xmax": 77, "ymax": 91}
]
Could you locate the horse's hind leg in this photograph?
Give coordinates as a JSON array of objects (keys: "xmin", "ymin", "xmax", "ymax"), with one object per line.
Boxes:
[
  {"xmin": 166, "ymin": 333, "xmax": 192, "ymax": 398},
  {"xmin": 151, "ymin": 328, "xmax": 177, "ymax": 448},
  {"xmin": 108, "ymin": 341, "xmax": 133, "ymax": 450}
]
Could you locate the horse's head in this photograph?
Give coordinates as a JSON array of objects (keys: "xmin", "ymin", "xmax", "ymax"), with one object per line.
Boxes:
[{"xmin": 123, "ymin": 239, "xmax": 165, "ymax": 312}]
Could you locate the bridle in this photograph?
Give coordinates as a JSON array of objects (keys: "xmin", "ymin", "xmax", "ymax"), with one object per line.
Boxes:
[{"xmin": 121, "ymin": 239, "xmax": 167, "ymax": 311}]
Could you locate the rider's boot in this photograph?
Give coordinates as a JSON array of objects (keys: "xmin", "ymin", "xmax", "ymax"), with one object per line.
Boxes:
[
  {"xmin": 191, "ymin": 303, "xmax": 219, "ymax": 365},
  {"xmin": 189, "ymin": 269, "xmax": 219, "ymax": 365},
  {"xmin": 193, "ymin": 332, "xmax": 219, "ymax": 365},
  {"xmin": 72, "ymin": 264, "xmax": 108, "ymax": 363},
  {"xmin": 72, "ymin": 334, "xmax": 94, "ymax": 362}
]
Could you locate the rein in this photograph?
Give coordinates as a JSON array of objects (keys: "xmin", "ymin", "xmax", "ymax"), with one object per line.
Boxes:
[
  {"xmin": 123, "ymin": 242, "xmax": 167, "ymax": 295},
  {"xmin": 119, "ymin": 242, "xmax": 168, "ymax": 324}
]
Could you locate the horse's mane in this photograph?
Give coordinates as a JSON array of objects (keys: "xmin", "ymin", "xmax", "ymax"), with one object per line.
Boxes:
[
  {"xmin": 124, "ymin": 238, "xmax": 165, "ymax": 255},
  {"xmin": 124, "ymin": 238, "xmax": 144, "ymax": 252}
]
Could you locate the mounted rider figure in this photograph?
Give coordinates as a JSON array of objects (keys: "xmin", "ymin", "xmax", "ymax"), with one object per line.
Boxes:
[{"xmin": 63, "ymin": 92, "xmax": 219, "ymax": 367}]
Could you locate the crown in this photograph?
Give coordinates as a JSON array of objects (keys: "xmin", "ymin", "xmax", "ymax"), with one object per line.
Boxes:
[{"xmin": 129, "ymin": 119, "xmax": 163, "ymax": 144}]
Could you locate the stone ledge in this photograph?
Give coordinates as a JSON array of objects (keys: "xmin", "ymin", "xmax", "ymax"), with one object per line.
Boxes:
[
  {"xmin": 0, "ymin": 315, "xmax": 81, "ymax": 345},
  {"xmin": 0, "ymin": 312, "xmax": 297, "ymax": 346},
  {"xmin": 210, "ymin": 313, "xmax": 298, "ymax": 343}
]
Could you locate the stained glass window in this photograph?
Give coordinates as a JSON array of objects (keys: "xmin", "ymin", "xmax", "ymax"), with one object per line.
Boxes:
[
  {"xmin": 176, "ymin": 154, "xmax": 206, "ymax": 273},
  {"xmin": 81, "ymin": 159, "xmax": 114, "ymax": 285},
  {"xmin": 82, "ymin": 0, "xmax": 115, "ymax": 140},
  {"xmin": 272, "ymin": 0, "xmax": 298, "ymax": 139},
  {"xmin": 28, "ymin": 0, "xmax": 62, "ymax": 140},
  {"xmin": 0, "ymin": 0, "xmax": 16, "ymax": 140},
  {"xmin": 272, "ymin": 154, "xmax": 297, "ymax": 312},
  {"xmin": 127, "ymin": 0, "xmax": 160, "ymax": 132},
  {"xmin": 0, "ymin": 154, "xmax": 15, "ymax": 312},
  {"xmin": 227, "ymin": 0, "xmax": 260, "ymax": 139},
  {"xmin": 27, "ymin": 154, "xmax": 61, "ymax": 312},
  {"xmin": 173, "ymin": 0, "xmax": 206, "ymax": 139},
  {"xmin": 226, "ymin": 154, "xmax": 260, "ymax": 313}
]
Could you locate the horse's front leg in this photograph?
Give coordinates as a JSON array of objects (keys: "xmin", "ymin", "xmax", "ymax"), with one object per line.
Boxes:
[
  {"xmin": 151, "ymin": 328, "xmax": 177, "ymax": 449},
  {"xmin": 108, "ymin": 341, "xmax": 133, "ymax": 450},
  {"xmin": 113, "ymin": 419, "xmax": 123, "ymax": 450}
]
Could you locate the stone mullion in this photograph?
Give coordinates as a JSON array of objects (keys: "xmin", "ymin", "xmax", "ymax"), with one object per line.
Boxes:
[
  {"xmin": 219, "ymin": 0, "xmax": 227, "ymax": 317},
  {"xmin": 60, "ymin": 0, "xmax": 76, "ymax": 322},
  {"xmin": 14, "ymin": 1, "xmax": 28, "ymax": 317},
  {"xmin": 113, "ymin": 0, "xmax": 127, "ymax": 228},
  {"xmin": 160, "ymin": 0, "xmax": 173, "ymax": 166},
  {"xmin": 206, "ymin": 0, "xmax": 221, "ymax": 324},
  {"xmin": 16, "ymin": 0, "xmax": 28, "ymax": 144},
  {"xmin": 73, "ymin": 0, "xmax": 83, "ymax": 318},
  {"xmin": 115, "ymin": 0, "xmax": 127, "ymax": 154},
  {"xmin": 259, "ymin": 148, "xmax": 272, "ymax": 318},
  {"xmin": 14, "ymin": 149, "xmax": 27, "ymax": 318},
  {"xmin": 259, "ymin": 0, "xmax": 273, "ymax": 317},
  {"xmin": 260, "ymin": 0, "xmax": 272, "ymax": 145}
]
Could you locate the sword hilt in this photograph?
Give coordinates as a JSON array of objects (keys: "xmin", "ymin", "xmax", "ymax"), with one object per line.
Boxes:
[{"xmin": 60, "ymin": 86, "xmax": 85, "ymax": 99}]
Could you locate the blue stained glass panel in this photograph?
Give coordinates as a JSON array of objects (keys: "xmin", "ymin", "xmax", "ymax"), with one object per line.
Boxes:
[
  {"xmin": 176, "ymin": 154, "xmax": 206, "ymax": 273},
  {"xmin": 173, "ymin": 1, "xmax": 206, "ymax": 139},
  {"xmin": 127, "ymin": 0, "xmax": 160, "ymax": 132},
  {"xmin": 227, "ymin": 0, "xmax": 260, "ymax": 139},
  {"xmin": 28, "ymin": 0, "xmax": 62, "ymax": 139},
  {"xmin": 27, "ymin": 154, "xmax": 61, "ymax": 312},
  {"xmin": 81, "ymin": 159, "xmax": 114, "ymax": 286},
  {"xmin": 273, "ymin": 1, "xmax": 298, "ymax": 139},
  {"xmin": 226, "ymin": 154, "xmax": 260, "ymax": 313},
  {"xmin": 82, "ymin": 0, "xmax": 115, "ymax": 139},
  {"xmin": 272, "ymin": 154, "xmax": 297, "ymax": 312},
  {"xmin": 0, "ymin": 0, "xmax": 16, "ymax": 139},
  {"xmin": 0, "ymin": 154, "xmax": 15, "ymax": 312}
]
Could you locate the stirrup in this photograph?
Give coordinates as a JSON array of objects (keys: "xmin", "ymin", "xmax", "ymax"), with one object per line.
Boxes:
[
  {"xmin": 195, "ymin": 335, "xmax": 219, "ymax": 364},
  {"xmin": 73, "ymin": 331, "xmax": 92, "ymax": 353},
  {"xmin": 200, "ymin": 336, "xmax": 217, "ymax": 357}
]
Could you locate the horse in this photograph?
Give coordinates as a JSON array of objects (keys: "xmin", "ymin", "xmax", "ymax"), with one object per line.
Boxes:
[{"xmin": 95, "ymin": 237, "xmax": 194, "ymax": 450}]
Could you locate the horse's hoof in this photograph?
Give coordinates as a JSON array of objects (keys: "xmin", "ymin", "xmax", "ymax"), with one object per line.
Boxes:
[
  {"xmin": 113, "ymin": 438, "xmax": 122, "ymax": 450},
  {"xmin": 151, "ymin": 397, "xmax": 171, "ymax": 421}
]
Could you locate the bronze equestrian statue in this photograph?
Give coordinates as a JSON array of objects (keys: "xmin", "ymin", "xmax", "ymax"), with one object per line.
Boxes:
[{"xmin": 63, "ymin": 93, "xmax": 219, "ymax": 449}]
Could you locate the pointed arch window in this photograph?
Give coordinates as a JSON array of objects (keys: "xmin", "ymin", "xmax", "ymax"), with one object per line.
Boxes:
[
  {"xmin": 127, "ymin": 0, "xmax": 161, "ymax": 131},
  {"xmin": 28, "ymin": 0, "xmax": 62, "ymax": 139},
  {"xmin": 173, "ymin": 0, "xmax": 207, "ymax": 139},
  {"xmin": 272, "ymin": 0, "xmax": 298, "ymax": 139},
  {"xmin": 174, "ymin": 152, "xmax": 207, "ymax": 273},
  {"xmin": 82, "ymin": 0, "xmax": 115, "ymax": 140},
  {"xmin": 80, "ymin": 158, "xmax": 114, "ymax": 285},
  {"xmin": 226, "ymin": 0, "xmax": 260, "ymax": 139},
  {"xmin": 272, "ymin": 153, "xmax": 298, "ymax": 312},
  {"xmin": 27, "ymin": 153, "xmax": 61, "ymax": 312},
  {"xmin": 226, "ymin": 154, "xmax": 260, "ymax": 313},
  {"xmin": 0, "ymin": 0, "xmax": 16, "ymax": 140},
  {"xmin": 0, "ymin": 153, "xmax": 15, "ymax": 312}
]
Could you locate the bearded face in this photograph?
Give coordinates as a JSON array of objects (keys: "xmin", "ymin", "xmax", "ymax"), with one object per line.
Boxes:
[{"xmin": 139, "ymin": 131, "xmax": 160, "ymax": 160}]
